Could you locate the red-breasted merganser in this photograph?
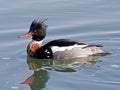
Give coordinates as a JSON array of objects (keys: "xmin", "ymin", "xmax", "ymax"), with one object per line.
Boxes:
[{"xmin": 18, "ymin": 20, "xmax": 111, "ymax": 59}]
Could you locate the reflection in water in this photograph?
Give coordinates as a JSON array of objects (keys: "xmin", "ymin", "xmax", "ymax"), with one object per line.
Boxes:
[{"xmin": 21, "ymin": 55, "xmax": 101, "ymax": 90}]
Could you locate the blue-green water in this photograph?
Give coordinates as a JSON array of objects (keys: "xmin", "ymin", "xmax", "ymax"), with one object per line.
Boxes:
[{"xmin": 0, "ymin": 0, "xmax": 120, "ymax": 90}]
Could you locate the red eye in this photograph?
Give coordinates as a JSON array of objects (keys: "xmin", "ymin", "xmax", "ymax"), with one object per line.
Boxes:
[{"xmin": 34, "ymin": 30, "xmax": 37, "ymax": 32}]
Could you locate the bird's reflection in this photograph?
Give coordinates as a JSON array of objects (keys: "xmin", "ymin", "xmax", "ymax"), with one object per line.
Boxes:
[{"xmin": 21, "ymin": 55, "xmax": 101, "ymax": 90}]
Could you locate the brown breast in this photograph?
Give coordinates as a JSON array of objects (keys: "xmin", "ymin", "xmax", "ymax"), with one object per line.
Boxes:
[{"xmin": 27, "ymin": 41, "xmax": 41, "ymax": 57}]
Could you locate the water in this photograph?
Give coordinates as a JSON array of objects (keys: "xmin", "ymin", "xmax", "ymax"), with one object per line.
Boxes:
[{"xmin": 0, "ymin": 0, "xmax": 120, "ymax": 90}]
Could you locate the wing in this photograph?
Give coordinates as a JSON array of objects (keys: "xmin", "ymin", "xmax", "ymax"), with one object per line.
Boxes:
[
  {"xmin": 43, "ymin": 39, "xmax": 102, "ymax": 47},
  {"xmin": 44, "ymin": 39, "xmax": 87, "ymax": 47}
]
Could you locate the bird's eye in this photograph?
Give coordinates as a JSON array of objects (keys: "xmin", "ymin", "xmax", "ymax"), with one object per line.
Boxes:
[{"xmin": 33, "ymin": 30, "xmax": 37, "ymax": 32}]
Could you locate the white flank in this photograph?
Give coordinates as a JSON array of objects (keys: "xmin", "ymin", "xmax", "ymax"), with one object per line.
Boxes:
[{"xmin": 51, "ymin": 44, "xmax": 88, "ymax": 53}]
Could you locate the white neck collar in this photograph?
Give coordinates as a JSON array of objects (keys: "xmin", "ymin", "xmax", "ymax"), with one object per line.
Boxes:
[{"xmin": 32, "ymin": 40, "xmax": 43, "ymax": 45}]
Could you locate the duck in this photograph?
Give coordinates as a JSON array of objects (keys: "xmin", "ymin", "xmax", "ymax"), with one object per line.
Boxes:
[{"xmin": 18, "ymin": 19, "xmax": 111, "ymax": 59}]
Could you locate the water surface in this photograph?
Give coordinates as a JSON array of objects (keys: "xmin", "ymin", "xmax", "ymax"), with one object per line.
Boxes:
[{"xmin": 0, "ymin": 0, "xmax": 120, "ymax": 90}]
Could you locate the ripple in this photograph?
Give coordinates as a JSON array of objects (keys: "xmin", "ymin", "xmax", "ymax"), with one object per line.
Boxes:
[
  {"xmin": 11, "ymin": 86, "xmax": 19, "ymax": 90},
  {"xmin": 2, "ymin": 57, "xmax": 12, "ymax": 60},
  {"xmin": 47, "ymin": 30, "xmax": 120, "ymax": 40},
  {"xmin": 0, "ymin": 28, "xmax": 26, "ymax": 34},
  {"xmin": 111, "ymin": 64, "xmax": 120, "ymax": 68},
  {"xmin": 49, "ymin": 19, "xmax": 118, "ymax": 31},
  {"xmin": 87, "ymin": 80, "xmax": 120, "ymax": 85}
]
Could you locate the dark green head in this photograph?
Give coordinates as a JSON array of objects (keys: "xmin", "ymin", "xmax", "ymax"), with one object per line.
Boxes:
[{"xmin": 19, "ymin": 19, "xmax": 47, "ymax": 41}]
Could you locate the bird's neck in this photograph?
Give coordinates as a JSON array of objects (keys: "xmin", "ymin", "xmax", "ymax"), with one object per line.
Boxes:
[
  {"xmin": 27, "ymin": 40, "xmax": 43, "ymax": 57},
  {"xmin": 31, "ymin": 40, "xmax": 43, "ymax": 45}
]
